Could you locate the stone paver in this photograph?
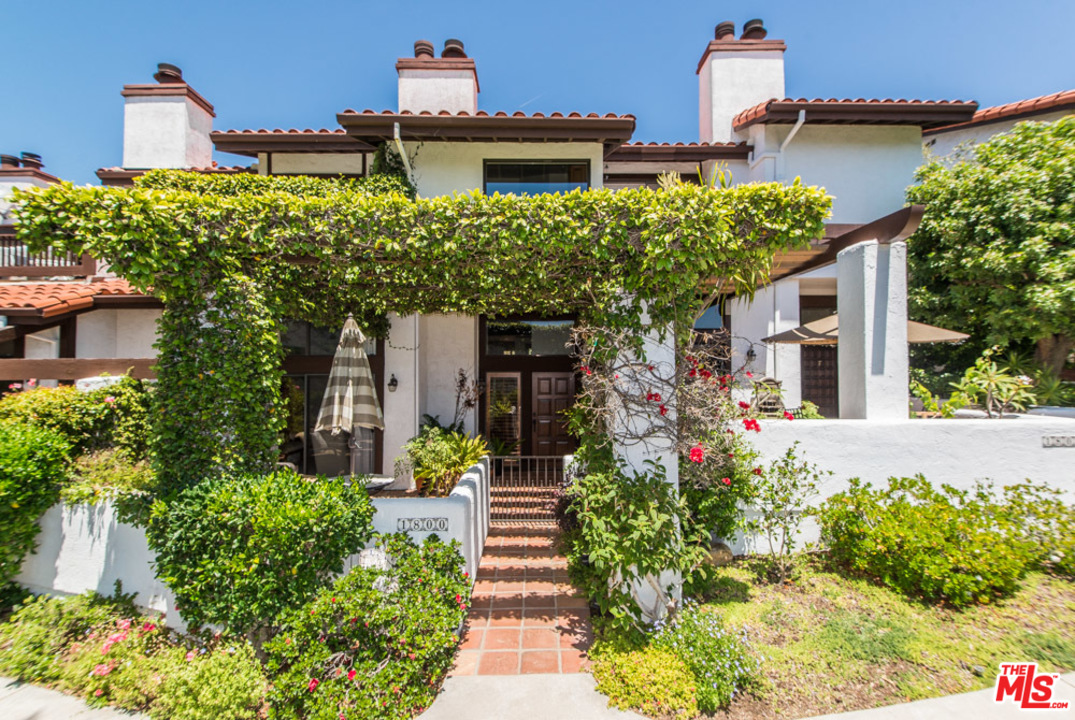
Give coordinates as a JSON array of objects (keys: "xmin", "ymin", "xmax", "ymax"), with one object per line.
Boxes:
[{"xmin": 449, "ymin": 523, "xmax": 592, "ymax": 677}]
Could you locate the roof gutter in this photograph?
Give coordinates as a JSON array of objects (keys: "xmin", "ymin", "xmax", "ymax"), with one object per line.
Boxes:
[
  {"xmin": 393, "ymin": 122, "xmax": 414, "ymax": 180},
  {"xmin": 780, "ymin": 110, "xmax": 807, "ymax": 152}
]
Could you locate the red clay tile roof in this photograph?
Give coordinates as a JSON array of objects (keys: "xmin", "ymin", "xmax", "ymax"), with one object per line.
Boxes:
[
  {"xmin": 733, "ymin": 98, "xmax": 978, "ymax": 131},
  {"xmin": 0, "ymin": 280, "xmax": 143, "ymax": 318},
  {"xmin": 923, "ymin": 89, "xmax": 1075, "ymax": 135},
  {"xmin": 96, "ymin": 165, "xmax": 254, "ymax": 186},
  {"xmin": 606, "ymin": 141, "xmax": 751, "ymax": 162}
]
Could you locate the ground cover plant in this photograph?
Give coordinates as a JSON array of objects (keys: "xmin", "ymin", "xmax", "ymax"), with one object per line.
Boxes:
[{"xmin": 686, "ymin": 558, "xmax": 1075, "ymax": 720}]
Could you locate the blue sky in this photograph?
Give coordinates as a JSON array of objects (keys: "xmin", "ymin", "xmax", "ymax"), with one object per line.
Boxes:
[{"xmin": 3, "ymin": 0, "xmax": 1074, "ymax": 184}]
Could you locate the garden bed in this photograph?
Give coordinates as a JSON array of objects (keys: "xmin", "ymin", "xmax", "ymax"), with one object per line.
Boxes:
[{"xmin": 697, "ymin": 557, "xmax": 1075, "ymax": 719}]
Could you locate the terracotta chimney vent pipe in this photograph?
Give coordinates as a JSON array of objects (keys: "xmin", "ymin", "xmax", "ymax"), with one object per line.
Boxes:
[
  {"xmin": 714, "ymin": 21, "xmax": 736, "ymax": 41},
  {"xmin": 414, "ymin": 40, "xmax": 435, "ymax": 58},
  {"xmin": 442, "ymin": 38, "xmax": 467, "ymax": 58},
  {"xmin": 19, "ymin": 152, "xmax": 43, "ymax": 170},
  {"xmin": 0, "ymin": 154, "xmax": 19, "ymax": 169},
  {"xmin": 153, "ymin": 63, "xmax": 184, "ymax": 84},
  {"xmin": 741, "ymin": 19, "xmax": 768, "ymax": 40}
]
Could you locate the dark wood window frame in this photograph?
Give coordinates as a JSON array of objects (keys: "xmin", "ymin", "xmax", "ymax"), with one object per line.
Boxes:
[{"xmin": 482, "ymin": 159, "xmax": 591, "ymax": 195}]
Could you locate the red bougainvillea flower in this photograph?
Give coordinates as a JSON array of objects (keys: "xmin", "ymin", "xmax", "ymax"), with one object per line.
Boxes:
[
  {"xmin": 737, "ymin": 401, "xmax": 750, "ymax": 410},
  {"xmin": 753, "ymin": 467, "xmax": 763, "ymax": 475},
  {"xmin": 308, "ymin": 678, "xmax": 320, "ymax": 693},
  {"xmin": 783, "ymin": 410, "xmax": 795, "ymax": 421},
  {"xmin": 348, "ymin": 669, "xmax": 357, "ymax": 681},
  {"xmin": 582, "ymin": 366, "xmax": 592, "ymax": 376},
  {"xmin": 689, "ymin": 446, "xmax": 704, "ymax": 463},
  {"xmin": 648, "ymin": 365, "xmax": 655, "ymax": 372},
  {"xmin": 722, "ymin": 477, "xmax": 731, "ymax": 485},
  {"xmin": 141, "ymin": 622, "xmax": 156, "ymax": 633},
  {"xmin": 689, "ymin": 368, "xmax": 697, "ymax": 378},
  {"xmin": 700, "ymin": 369, "xmax": 712, "ymax": 379},
  {"xmin": 94, "ymin": 689, "xmax": 103, "ymax": 697},
  {"xmin": 743, "ymin": 418, "xmax": 761, "ymax": 432},
  {"xmin": 659, "ymin": 404, "xmax": 668, "ymax": 416},
  {"xmin": 746, "ymin": 371, "xmax": 754, "ymax": 378}
]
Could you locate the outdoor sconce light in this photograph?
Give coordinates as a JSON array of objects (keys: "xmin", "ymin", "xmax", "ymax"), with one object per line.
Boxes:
[
  {"xmin": 746, "ymin": 347, "xmax": 757, "ymax": 363},
  {"xmin": 387, "ymin": 374, "xmax": 398, "ymax": 392}
]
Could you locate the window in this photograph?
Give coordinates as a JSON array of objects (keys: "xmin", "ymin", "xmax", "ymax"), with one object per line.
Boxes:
[
  {"xmin": 281, "ymin": 320, "xmax": 376, "ymax": 357},
  {"xmin": 484, "ymin": 161, "xmax": 589, "ymax": 195},
  {"xmin": 485, "ymin": 319, "xmax": 573, "ymax": 356}
]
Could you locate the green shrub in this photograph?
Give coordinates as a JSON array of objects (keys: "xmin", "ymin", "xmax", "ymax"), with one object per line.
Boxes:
[
  {"xmin": 148, "ymin": 469, "xmax": 375, "ymax": 638},
  {"xmin": 0, "ymin": 586, "xmax": 138, "ymax": 683},
  {"xmin": 0, "ymin": 420, "xmax": 71, "ymax": 583},
  {"xmin": 651, "ymin": 604, "xmax": 759, "ymax": 713},
  {"xmin": 398, "ymin": 427, "xmax": 487, "ymax": 497},
  {"xmin": 0, "ymin": 377, "xmax": 152, "ymax": 457},
  {"xmin": 817, "ymin": 476, "xmax": 1039, "ymax": 606},
  {"xmin": 592, "ymin": 647, "xmax": 698, "ymax": 718},
  {"xmin": 61, "ymin": 448, "xmax": 158, "ymax": 524},
  {"xmin": 60, "ymin": 614, "xmax": 171, "ymax": 710},
  {"xmin": 152, "ymin": 640, "xmax": 266, "ymax": 720},
  {"xmin": 1002, "ymin": 481, "xmax": 1075, "ymax": 578},
  {"xmin": 265, "ymin": 534, "xmax": 469, "ymax": 720}
]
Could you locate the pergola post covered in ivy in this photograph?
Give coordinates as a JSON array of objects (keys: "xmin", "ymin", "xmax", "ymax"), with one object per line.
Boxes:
[{"xmin": 13, "ymin": 171, "xmax": 830, "ymax": 506}]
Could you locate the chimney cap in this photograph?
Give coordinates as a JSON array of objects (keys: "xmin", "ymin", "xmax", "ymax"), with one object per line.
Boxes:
[
  {"xmin": 154, "ymin": 63, "xmax": 184, "ymax": 84},
  {"xmin": 741, "ymin": 19, "xmax": 768, "ymax": 40},
  {"xmin": 715, "ymin": 21, "xmax": 736, "ymax": 41},
  {"xmin": 0, "ymin": 154, "xmax": 20, "ymax": 169},
  {"xmin": 19, "ymin": 152, "xmax": 43, "ymax": 169},
  {"xmin": 442, "ymin": 38, "xmax": 467, "ymax": 58},
  {"xmin": 414, "ymin": 40, "xmax": 435, "ymax": 58}
]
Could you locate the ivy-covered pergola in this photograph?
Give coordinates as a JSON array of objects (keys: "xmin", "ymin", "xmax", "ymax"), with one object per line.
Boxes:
[{"xmin": 14, "ymin": 170, "xmax": 830, "ymax": 495}]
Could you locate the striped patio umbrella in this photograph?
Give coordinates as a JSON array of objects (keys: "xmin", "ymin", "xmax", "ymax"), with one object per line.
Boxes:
[{"xmin": 313, "ymin": 317, "xmax": 384, "ymax": 435}]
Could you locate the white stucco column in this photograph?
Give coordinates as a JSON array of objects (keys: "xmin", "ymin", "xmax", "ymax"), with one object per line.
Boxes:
[
  {"xmin": 770, "ymin": 279, "xmax": 802, "ymax": 407},
  {"xmin": 383, "ymin": 313, "xmax": 420, "ymax": 487},
  {"xmin": 837, "ymin": 240, "xmax": 909, "ymax": 419},
  {"xmin": 610, "ymin": 308, "xmax": 680, "ymax": 623}
]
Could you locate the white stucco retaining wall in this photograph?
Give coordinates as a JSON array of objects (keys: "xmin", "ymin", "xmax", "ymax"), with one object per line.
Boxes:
[
  {"xmin": 17, "ymin": 461, "xmax": 489, "ymax": 623},
  {"xmin": 729, "ymin": 416, "xmax": 1075, "ymax": 552}
]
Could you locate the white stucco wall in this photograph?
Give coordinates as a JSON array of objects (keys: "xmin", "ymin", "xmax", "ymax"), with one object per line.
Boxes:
[
  {"xmin": 123, "ymin": 95, "xmax": 213, "ymax": 169},
  {"xmin": 270, "ymin": 153, "xmax": 367, "ymax": 176},
  {"xmin": 383, "ymin": 313, "xmax": 420, "ymax": 483},
  {"xmin": 924, "ymin": 110, "xmax": 1072, "ymax": 160},
  {"xmin": 699, "ymin": 50, "xmax": 785, "ymax": 144},
  {"xmin": 731, "ymin": 416, "xmax": 1075, "ymax": 551},
  {"xmin": 1, "ymin": 176, "xmax": 53, "ymax": 222},
  {"xmin": 398, "ymin": 71, "xmax": 478, "ymax": 115},
  {"xmin": 418, "ymin": 313, "xmax": 478, "ymax": 435},
  {"xmin": 729, "ymin": 277, "xmax": 802, "ymax": 406},
  {"xmin": 770, "ymin": 125, "xmax": 924, "ymax": 224},
  {"xmin": 405, "ymin": 142, "xmax": 605, "ymax": 198},
  {"xmin": 76, "ymin": 309, "xmax": 160, "ymax": 358}
]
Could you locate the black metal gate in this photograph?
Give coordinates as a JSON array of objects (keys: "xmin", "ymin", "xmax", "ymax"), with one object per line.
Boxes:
[{"xmin": 490, "ymin": 456, "xmax": 563, "ymax": 524}]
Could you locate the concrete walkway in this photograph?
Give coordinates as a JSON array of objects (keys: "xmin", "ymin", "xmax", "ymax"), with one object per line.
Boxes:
[
  {"xmin": 0, "ymin": 676, "xmax": 146, "ymax": 719},
  {"xmin": 802, "ymin": 672, "xmax": 1075, "ymax": 719},
  {"xmin": 421, "ymin": 673, "xmax": 643, "ymax": 720}
]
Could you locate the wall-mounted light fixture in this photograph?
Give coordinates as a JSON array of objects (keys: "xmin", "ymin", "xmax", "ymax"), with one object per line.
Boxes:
[
  {"xmin": 387, "ymin": 374, "xmax": 398, "ymax": 392},
  {"xmin": 746, "ymin": 347, "xmax": 757, "ymax": 363}
]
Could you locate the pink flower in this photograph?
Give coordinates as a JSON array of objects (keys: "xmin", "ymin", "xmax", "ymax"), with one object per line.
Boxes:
[
  {"xmin": 185, "ymin": 651, "xmax": 195, "ymax": 662},
  {"xmin": 117, "ymin": 619, "xmax": 131, "ymax": 631},
  {"xmin": 142, "ymin": 622, "xmax": 156, "ymax": 633},
  {"xmin": 27, "ymin": 379, "xmax": 37, "ymax": 388},
  {"xmin": 347, "ymin": 669, "xmax": 357, "ymax": 681},
  {"xmin": 746, "ymin": 371, "xmax": 754, "ymax": 378},
  {"xmin": 8, "ymin": 383, "xmax": 22, "ymax": 391},
  {"xmin": 689, "ymin": 446, "xmax": 704, "ymax": 463},
  {"xmin": 92, "ymin": 663, "xmax": 113, "ymax": 676},
  {"xmin": 104, "ymin": 396, "xmax": 116, "ymax": 405},
  {"xmin": 583, "ymin": 366, "xmax": 592, "ymax": 376},
  {"xmin": 743, "ymin": 418, "xmax": 761, "ymax": 433},
  {"xmin": 95, "ymin": 689, "xmax": 103, "ymax": 697},
  {"xmin": 308, "ymin": 678, "xmax": 320, "ymax": 693},
  {"xmin": 722, "ymin": 477, "xmax": 731, "ymax": 486},
  {"xmin": 783, "ymin": 410, "xmax": 794, "ymax": 421}
]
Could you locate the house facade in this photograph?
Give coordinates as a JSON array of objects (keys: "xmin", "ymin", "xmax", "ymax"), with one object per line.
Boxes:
[{"xmin": 5, "ymin": 18, "xmax": 1029, "ymax": 484}]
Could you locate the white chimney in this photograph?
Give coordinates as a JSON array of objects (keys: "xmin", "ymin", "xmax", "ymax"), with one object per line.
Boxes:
[
  {"xmin": 698, "ymin": 20, "xmax": 785, "ymax": 143},
  {"xmin": 121, "ymin": 64, "xmax": 214, "ymax": 169},
  {"xmin": 397, "ymin": 39, "xmax": 479, "ymax": 115}
]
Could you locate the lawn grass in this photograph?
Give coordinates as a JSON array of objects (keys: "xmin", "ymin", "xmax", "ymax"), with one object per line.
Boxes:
[{"xmin": 697, "ymin": 556, "xmax": 1075, "ymax": 719}]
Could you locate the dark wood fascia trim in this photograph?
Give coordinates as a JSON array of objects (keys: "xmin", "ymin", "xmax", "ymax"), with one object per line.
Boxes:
[
  {"xmin": 121, "ymin": 83, "xmax": 216, "ymax": 117},
  {"xmin": 767, "ymin": 205, "xmax": 924, "ymax": 283},
  {"xmin": 734, "ymin": 101, "xmax": 978, "ymax": 131},
  {"xmin": 337, "ymin": 114, "xmax": 636, "ymax": 146},
  {"xmin": 92, "ymin": 295, "xmax": 162, "ymax": 309},
  {"xmin": 0, "ymin": 167, "xmax": 62, "ymax": 184},
  {"xmin": 0, "ymin": 325, "xmax": 17, "ymax": 343},
  {"xmin": 211, "ymin": 133, "xmax": 375, "ymax": 158},
  {"xmin": 922, "ymin": 103, "xmax": 1075, "ymax": 135},
  {"xmin": 605, "ymin": 143, "xmax": 751, "ymax": 162}
]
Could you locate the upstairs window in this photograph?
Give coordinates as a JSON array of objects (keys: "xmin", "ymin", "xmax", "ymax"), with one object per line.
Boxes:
[{"xmin": 484, "ymin": 161, "xmax": 589, "ymax": 195}]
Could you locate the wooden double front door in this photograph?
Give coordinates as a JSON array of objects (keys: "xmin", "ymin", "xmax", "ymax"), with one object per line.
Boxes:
[{"xmin": 484, "ymin": 370, "xmax": 576, "ymax": 457}]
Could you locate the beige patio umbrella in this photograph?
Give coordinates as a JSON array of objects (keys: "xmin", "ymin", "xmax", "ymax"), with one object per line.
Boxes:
[
  {"xmin": 313, "ymin": 317, "xmax": 384, "ymax": 435},
  {"xmin": 762, "ymin": 314, "xmax": 969, "ymax": 345}
]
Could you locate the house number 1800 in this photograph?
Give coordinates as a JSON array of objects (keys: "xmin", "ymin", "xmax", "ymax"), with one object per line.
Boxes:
[
  {"xmin": 397, "ymin": 517, "xmax": 450, "ymax": 532},
  {"xmin": 1042, "ymin": 436, "xmax": 1075, "ymax": 448}
]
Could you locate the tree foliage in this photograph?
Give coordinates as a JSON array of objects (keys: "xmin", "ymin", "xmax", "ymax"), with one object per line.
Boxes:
[{"xmin": 908, "ymin": 118, "xmax": 1075, "ymax": 372}]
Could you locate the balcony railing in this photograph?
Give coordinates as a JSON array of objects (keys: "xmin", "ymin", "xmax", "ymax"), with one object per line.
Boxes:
[{"xmin": 0, "ymin": 229, "xmax": 96, "ymax": 278}]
